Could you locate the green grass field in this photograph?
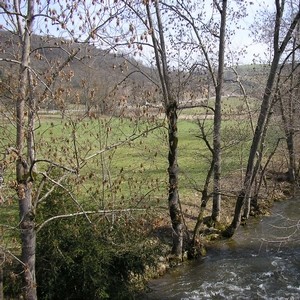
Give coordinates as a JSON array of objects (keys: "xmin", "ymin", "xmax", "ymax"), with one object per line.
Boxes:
[
  {"xmin": 0, "ymin": 108, "xmax": 285, "ymax": 241},
  {"xmin": 0, "ymin": 107, "xmax": 288, "ymax": 284},
  {"xmin": 179, "ymin": 96, "xmax": 260, "ymax": 117}
]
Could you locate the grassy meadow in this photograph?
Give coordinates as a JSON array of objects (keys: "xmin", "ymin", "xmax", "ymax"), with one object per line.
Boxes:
[
  {"xmin": 2, "ymin": 113, "xmax": 252, "ymax": 208},
  {"xmin": 35, "ymin": 114, "xmax": 253, "ymax": 204},
  {"xmin": 0, "ymin": 95, "xmax": 286, "ymax": 247}
]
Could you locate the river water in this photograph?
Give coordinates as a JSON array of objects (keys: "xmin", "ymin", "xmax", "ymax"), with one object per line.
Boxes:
[{"xmin": 143, "ymin": 198, "xmax": 300, "ymax": 299}]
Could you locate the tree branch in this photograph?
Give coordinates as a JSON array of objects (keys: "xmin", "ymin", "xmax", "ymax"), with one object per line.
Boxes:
[{"xmin": 36, "ymin": 208, "xmax": 147, "ymax": 233}]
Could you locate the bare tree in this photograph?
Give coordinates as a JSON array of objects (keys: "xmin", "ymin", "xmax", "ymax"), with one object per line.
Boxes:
[
  {"xmin": 12, "ymin": 1, "xmax": 37, "ymax": 298},
  {"xmin": 225, "ymin": 0, "xmax": 300, "ymax": 237},
  {"xmin": 211, "ymin": 0, "xmax": 227, "ymax": 222},
  {"xmin": 119, "ymin": 0, "xmax": 186, "ymax": 257},
  {"xmin": 275, "ymin": 4, "xmax": 300, "ymax": 183},
  {"xmin": 145, "ymin": 1, "xmax": 184, "ymax": 257}
]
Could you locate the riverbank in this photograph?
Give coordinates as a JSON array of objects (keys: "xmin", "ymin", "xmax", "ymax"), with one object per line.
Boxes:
[
  {"xmin": 134, "ymin": 178, "xmax": 294, "ymax": 297},
  {"xmin": 140, "ymin": 195, "xmax": 300, "ymax": 299}
]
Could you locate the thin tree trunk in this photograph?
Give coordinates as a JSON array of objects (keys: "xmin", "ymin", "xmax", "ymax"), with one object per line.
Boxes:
[
  {"xmin": 191, "ymin": 159, "xmax": 214, "ymax": 248},
  {"xmin": 278, "ymin": 36, "xmax": 297, "ymax": 183},
  {"xmin": 225, "ymin": 58, "xmax": 279, "ymax": 236},
  {"xmin": 167, "ymin": 104, "xmax": 183, "ymax": 256},
  {"xmin": 0, "ymin": 251, "xmax": 3, "ymax": 300},
  {"xmin": 242, "ymin": 193, "xmax": 251, "ymax": 221},
  {"xmin": 212, "ymin": 0, "xmax": 227, "ymax": 222},
  {"xmin": 15, "ymin": 0, "xmax": 37, "ymax": 298},
  {"xmin": 286, "ymin": 132, "xmax": 296, "ymax": 182},
  {"xmin": 189, "ymin": 116, "xmax": 214, "ymax": 257},
  {"xmin": 287, "ymin": 34, "xmax": 296, "ymax": 182},
  {"xmin": 18, "ymin": 182, "xmax": 36, "ymax": 300}
]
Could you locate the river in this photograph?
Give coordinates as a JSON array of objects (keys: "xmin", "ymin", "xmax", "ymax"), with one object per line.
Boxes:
[{"xmin": 142, "ymin": 198, "xmax": 300, "ymax": 299}]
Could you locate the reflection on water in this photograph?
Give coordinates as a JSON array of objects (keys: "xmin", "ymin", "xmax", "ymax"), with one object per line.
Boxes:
[{"xmin": 143, "ymin": 198, "xmax": 300, "ymax": 299}]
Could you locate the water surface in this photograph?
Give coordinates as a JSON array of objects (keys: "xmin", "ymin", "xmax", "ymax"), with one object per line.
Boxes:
[{"xmin": 144, "ymin": 198, "xmax": 300, "ymax": 299}]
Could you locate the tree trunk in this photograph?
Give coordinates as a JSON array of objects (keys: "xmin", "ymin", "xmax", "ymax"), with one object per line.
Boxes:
[
  {"xmin": 167, "ymin": 103, "xmax": 183, "ymax": 256},
  {"xmin": 278, "ymin": 35, "xmax": 297, "ymax": 183},
  {"xmin": 0, "ymin": 251, "xmax": 3, "ymax": 300},
  {"xmin": 15, "ymin": 0, "xmax": 37, "ymax": 298},
  {"xmin": 189, "ymin": 159, "xmax": 214, "ymax": 258},
  {"xmin": 225, "ymin": 58, "xmax": 279, "ymax": 236},
  {"xmin": 18, "ymin": 180, "xmax": 36, "ymax": 300},
  {"xmin": 144, "ymin": 2, "xmax": 184, "ymax": 257},
  {"xmin": 242, "ymin": 193, "xmax": 251, "ymax": 221},
  {"xmin": 286, "ymin": 132, "xmax": 296, "ymax": 182},
  {"xmin": 212, "ymin": 0, "xmax": 227, "ymax": 222}
]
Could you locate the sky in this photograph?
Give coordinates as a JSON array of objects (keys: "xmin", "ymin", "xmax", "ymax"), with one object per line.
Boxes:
[{"xmin": 230, "ymin": 0, "xmax": 274, "ymax": 64}]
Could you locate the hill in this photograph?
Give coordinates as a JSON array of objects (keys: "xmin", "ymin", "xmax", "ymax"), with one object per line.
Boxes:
[
  {"xmin": 0, "ymin": 30, "xmax": 267, "ymax": 114},
  {"xmin": 0, "ymin": 30, "xmax": 158, "ymax": 113}
]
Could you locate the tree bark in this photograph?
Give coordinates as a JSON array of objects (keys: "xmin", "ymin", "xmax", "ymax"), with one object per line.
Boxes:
[
  {"xmin": 278, "ymin": 37, "xmax": 298, "ymax": 183},
  {"xmin": 0, "ymin": 250, "xmax": 3, "ymax": 300},
  {"xmin": 18, "ymin": 181, "xmax": 36, "ymax": 300},
  {"xmin": 225, "ymin": 55, "xmax": 281, "ymax": 236},
  {"xmin": 15, "ymin": 0, "xmax": 37, "ymax": 298},
  {"xmin": 190, "ymin": 158, "xmax": 214, "ymax": 256},
  {"xmin": 167, "ymin": 104, "xmax": 183, "ymax": 256},
  {"xmin": 212, "ymin": 0, "xmax": 227, "ymax": 222}
]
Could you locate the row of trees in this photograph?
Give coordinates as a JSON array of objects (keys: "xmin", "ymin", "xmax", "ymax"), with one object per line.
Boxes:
[{"xmin": 1, "ymin": 0, "xmax": 300, "ymax": 299}]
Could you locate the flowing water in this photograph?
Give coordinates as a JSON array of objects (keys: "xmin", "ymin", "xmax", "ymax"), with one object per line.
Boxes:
[{"xmin": 143, "ymin": 198, "xmax": 300, "ymax": 299}]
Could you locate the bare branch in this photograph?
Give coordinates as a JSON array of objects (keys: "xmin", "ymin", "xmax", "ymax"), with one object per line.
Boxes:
[
  {"xmin": 230, "ymin": 67, "xmax": 255, "ymax": 133},
  {"xmin": 36, "ymin": 173, "xmax": 69, "ymax": 204},
  {"xmin": 38, "ymin": 172, "xmax": 92, "ymax": 225},
  {"xmin": 30, "ymin": 159, "xmax": 77, "ymax": 177},
  {"xmin": 213, "ymin": 0, "xmax": 222, "ymax": 13},
  {"xmin": 0, "ymin": 246, "xmax": 25, "ymax": 266},
  {"xmin": 36, "ymin": 208, "xmax": 147, "ymax": 233},
  {"xmin": 178, "ymin": 103, "xmax": 215, "ymax": 112}
]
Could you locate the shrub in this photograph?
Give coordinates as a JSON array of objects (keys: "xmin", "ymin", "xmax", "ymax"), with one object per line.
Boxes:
[{"xmin": 36, "ymin": 189, "xmax": 159, "ymax": 299}]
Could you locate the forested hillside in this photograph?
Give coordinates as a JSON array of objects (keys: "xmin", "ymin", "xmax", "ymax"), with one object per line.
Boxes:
[
  {"xmin": 0, "ymin": 30, "xmax": 158, "ymax": 114},
  {"xmin": 0, "ymin": 30, "xmax": 267, "ymax": 114}
]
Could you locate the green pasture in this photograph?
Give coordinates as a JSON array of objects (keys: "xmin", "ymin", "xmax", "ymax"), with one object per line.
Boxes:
[
  {"xmin": 0, "ymin": 110, "xmax": 284, "ymax": 226},
  {"xmin": 179, "ymin": 96, "xmax": 260, "ymax": 116},
  {"xmin": 0, "ymin": 108, "xmax": 287, "ymax": 259},
  {"xmin": 0, "ymin": 79, "xmax": 274, "ymax": 223}
]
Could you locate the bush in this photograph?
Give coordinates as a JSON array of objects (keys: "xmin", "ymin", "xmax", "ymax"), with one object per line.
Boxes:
[
  {"xmin": 2, "ymin": 257, "xmax": 23, "ymax": 299},
  {"xmin": 36, "ymin": 190, "xmax": 159, "ymax": 299}
]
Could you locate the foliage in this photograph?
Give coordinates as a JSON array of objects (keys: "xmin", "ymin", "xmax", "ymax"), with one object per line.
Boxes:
[
  {"xmin": 2, "ymin": 260, "xmax": 23, "ymax": 299},
  {"xmin": 35, "ymin": 185, "xmax": 160, "ymax": 300}
]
